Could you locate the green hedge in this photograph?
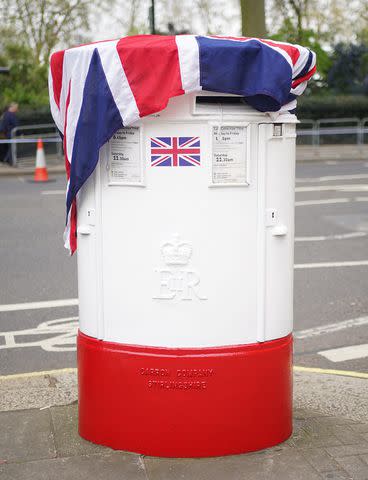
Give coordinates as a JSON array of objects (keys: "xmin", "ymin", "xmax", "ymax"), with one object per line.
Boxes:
[{"xmin": 297, "ymin": 95, "xmax": 368, "ymax": 120}]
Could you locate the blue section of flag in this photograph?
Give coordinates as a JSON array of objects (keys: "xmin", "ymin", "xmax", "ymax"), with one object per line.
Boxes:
[
  {"xmin": 66, "ymin": 49, "xmax": 123, "ymax": 217},
  {"xmin": 196, "ymin": 37, "xmax": 292, "ymax": 112},
  {"xmin": 151, "ymin": 137, "xmax": 171, "ymax": 147}
]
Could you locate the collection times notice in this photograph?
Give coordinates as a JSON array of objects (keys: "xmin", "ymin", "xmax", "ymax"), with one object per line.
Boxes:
[
  {"xmin": 212, "ymin": 125, "xmax": 247, "ymax": 185},
  {"xmin": 109, "ymin": 127, "xmax": 142, "ymax": 185}
]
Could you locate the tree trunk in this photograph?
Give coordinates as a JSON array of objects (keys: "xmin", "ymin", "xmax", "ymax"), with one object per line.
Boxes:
[{"xmin": 240, "ymin": 0, "xmax": 266, "ymax": 37}]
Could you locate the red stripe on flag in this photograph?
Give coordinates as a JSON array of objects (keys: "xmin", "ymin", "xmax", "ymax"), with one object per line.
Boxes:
[
  {"xmin": 151, "ymin": 148, "xmax": 200, "ymax": 154},
  {"xmin": 63, "ymin": 81, "xmax": 71, "ymax": 178},
  {"xmin": 69, "ymin": 201, "xmax": 77, "ymax": 254},
  {"xmin": 50, "ymin": 50, "xmax": 65, "ymax": 109},
  {"xmin": 291, "ymin": 65, "xmax": 317, "ymax": 88},
  {"xmin": 63, "ymin": 81, "xmax": 77, "ymax": 255},
  {"xmin": 116, "ymin": 35, "xmax": 185, "ymax": 117}
]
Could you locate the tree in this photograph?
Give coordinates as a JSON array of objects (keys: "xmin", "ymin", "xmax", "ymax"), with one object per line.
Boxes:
[
  {"xmin": 327, "ymin": 43, "xmax": 368, "ymax": 95},
  {"xmin": 0, "ymin": 1, "xmax": 107, "ymax": 109},
  {"xmin": 0, "ymin": 43, "xmax": 49, "ymax": 108},
  {"xmin": 240, "ymin": 0, "xmax": 266, "ymax": 37},
  {"xmin": 268, "ymin": 0, "xmax": 368, "ymax": 46},
  {"xmin": 1, "ymin": 0, "xmax": 95, "ymax": 64}
]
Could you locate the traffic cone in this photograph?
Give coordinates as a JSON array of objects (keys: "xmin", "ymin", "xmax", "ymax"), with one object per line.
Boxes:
[{"xmin": 33, "ymin": 138, "xmax": 49, "ymax": 182}]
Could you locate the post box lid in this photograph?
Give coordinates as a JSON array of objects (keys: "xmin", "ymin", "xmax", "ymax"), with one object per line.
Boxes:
[{"xmin": 49, "ymin": 34, "xmax": 316, "ymax": 254}]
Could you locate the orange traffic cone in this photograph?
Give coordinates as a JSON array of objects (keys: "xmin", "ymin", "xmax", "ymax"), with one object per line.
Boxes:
[{"xmin": 33, "ymin": 138, "xmax": 49, "ymax": 182}]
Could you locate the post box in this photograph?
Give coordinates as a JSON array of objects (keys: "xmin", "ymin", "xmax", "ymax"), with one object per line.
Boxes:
[{"xmin": 76, "ymin": 91, "xmax": 296, "ymax": 457}]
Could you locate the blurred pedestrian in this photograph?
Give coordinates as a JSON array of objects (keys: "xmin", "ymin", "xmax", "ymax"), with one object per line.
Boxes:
[{"xmin": 0, "ymin": 102, "xmax": 19, "ymax": 165}]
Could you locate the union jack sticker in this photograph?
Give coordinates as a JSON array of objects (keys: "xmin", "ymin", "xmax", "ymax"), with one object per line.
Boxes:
[{"xmin": 150, "ymin": 137, "xmax": 200, "ymax": 167}]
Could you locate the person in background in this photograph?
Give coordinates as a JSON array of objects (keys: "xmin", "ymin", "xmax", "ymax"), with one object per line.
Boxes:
[{"xmin": 0, "ymin": 102, "xmax": 19, "ymax": 165}]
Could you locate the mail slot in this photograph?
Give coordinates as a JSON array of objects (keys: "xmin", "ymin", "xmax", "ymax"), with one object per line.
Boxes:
[{"xmin": 76, "ymin": 91, "xmax": 296, "ymax": 457}]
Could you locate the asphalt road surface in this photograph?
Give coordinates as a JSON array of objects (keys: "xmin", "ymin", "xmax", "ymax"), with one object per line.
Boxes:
[{"xmin": 1, "ymin": 160, "xmax": 368, "ymax": 375}]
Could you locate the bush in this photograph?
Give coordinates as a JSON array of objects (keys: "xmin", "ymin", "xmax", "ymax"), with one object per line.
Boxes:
[{"xmin": 297, "ymin": 95, "xmax": 368, "ymax": 120}]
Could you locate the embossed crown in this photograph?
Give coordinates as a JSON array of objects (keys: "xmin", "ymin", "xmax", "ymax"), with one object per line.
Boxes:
[{"xmin": 161, "ymin": 234, "xmax": 192, "ymax": 266}]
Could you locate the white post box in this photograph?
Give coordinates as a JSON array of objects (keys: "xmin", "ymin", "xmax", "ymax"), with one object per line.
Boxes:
[{"xmin": 77, "ymin": 91, "xmax": 296, "ymax": 457}]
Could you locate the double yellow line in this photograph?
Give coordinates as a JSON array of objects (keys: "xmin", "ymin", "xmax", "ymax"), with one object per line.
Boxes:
[{"xmin": 293, "ymin": 365, "xmax": 368, "ymax": 379}]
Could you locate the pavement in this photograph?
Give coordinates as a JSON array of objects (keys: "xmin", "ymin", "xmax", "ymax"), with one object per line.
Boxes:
[
  {"xmin": 0, "ymin": 162, "xmax": 64, "ymax": 176},
  {"xmin": 1, "ymin": 368, "xmax": 368, "ymax": 479}
]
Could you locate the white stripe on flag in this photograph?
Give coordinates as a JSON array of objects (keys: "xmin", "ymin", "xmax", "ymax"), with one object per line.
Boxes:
[
  {"xmin": 63, "ymin": 45, "xmax": 96, "ymax": 165},
  {"xmin": 63, "ymin": 41, "xmax": 117, "ymax": 165},
  {"xmin": 291, "ymin": 80, "xmax": 308, "ymax": 96},
  {"xmin": 48, "ymin": 67, "xmax": 63, "ymax": 132},
  {"xmin": 292, "ymin": 45, "xmax": 310, "ymax": 78},
  {"xmin": 63, "ymin": 206, "xmax": 72, "ymax": 253},
  {"xmin": 176, "ymin": 35, "xmax": 201, "ymax": 93},
  {"xmin": 98, "ymin": 40, "xmax": 140, "ymax": 126}
]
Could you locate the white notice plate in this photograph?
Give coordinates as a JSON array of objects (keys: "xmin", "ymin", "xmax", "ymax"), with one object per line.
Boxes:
[
  {"xmin": 211, "ymin": 124, "xmax": 249, "ymax": 186},
  {"xmin": 108, "ymin": 127, "xmax": 144, "ymax": 186}
]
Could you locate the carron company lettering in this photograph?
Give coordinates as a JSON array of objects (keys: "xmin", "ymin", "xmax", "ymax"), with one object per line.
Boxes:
[
  {"xmin": 177, "ymin": 369, "xmax": 214, "ymax": 378},
  {"xmin": 140, "ymin": 368, "xmax": 170, "ymax": 377}
]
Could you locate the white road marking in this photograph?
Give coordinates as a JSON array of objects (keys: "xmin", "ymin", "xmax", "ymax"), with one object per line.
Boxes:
[
  {"xmin": 296, "ymin": 184, "xmax": 368, "ymax": 193},
  {"xmin": 0, "ymin": 298, "xmax": 78, "ymax": 313},
  {"xmin": 41, "ymin": 190, "xmax": 64, "ymax": 195},
  {"xmin": 295, "ymin": 260, "xmax": 368, "ymax": 269},
  {"xmin": 355, "ymin": 197, "xmax": 368, "ymax": 202},
  {"xmin": 295, "ymin": 316, "xmax": 368, "ymax": 339},
  {"xmin": 318, "ymin": 344, "xmax": 368, "ymax": 363},
  {"xmin": 295, "ymin": 198, "xmax": 350, "ymax": 206},
  {"xmin": 295, "ymin": 232, "xmax": 367, "ymax": 242},
  {"xmin": 0, "ymin": 317, "xmax": 78, "ymax": 352},
  {"xmin": 296, "ymin": 174, "xmax": 368, "ymax": 183}
]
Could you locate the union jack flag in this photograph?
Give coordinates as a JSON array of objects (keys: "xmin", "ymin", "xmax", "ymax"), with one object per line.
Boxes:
[
  {"xmin": 151, "ymin": 137, "xmax": 200, "ymax": 167},
  {"xmin": 49, "ymin": 34, "xmax": 316, "ymax": 254}
]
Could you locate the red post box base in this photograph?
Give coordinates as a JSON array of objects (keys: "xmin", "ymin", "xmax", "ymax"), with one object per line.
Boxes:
[{"xmin": 78, "ymin": 331, "xmax": 292, "ymax": 458}]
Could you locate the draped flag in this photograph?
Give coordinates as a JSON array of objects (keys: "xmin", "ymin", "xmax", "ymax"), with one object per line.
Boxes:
[{"xmin": 48, "ymin": 34, "xmax": 316, "ymax": 254}]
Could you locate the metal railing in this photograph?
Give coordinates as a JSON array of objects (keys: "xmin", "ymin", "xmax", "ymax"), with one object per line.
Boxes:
[
  {"xmin": 10, "ymin": 124, "xmax": 62, "ymax": 167},
  {"xmin": 297, "ymin": 118, "xmax": 368, "ymax": 146},
  {"xmin": 3, "ymin": 118, "xmax": 368, "ymax": 168}
]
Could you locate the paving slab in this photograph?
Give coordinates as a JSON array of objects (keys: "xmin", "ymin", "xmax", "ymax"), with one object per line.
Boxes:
[
  {"xmin": 143, "ymin": 449, "xmax": 322, "ymax": 480},
  {"xmin": 319, "ymin": 472, "xmax": 352, "ymax": 479},
  {"xmin": 0, "ymin": 452, "xmax": 147, "ymax": 480},
  {"xmin": 0, "ymin": 409, "xmax": 55, "ymax": 463},
  {"xmin": 50, "ymin": 404, "xmax": 110, "ymax": 457},
  {"xmin": 299, "ymin": 448, "xmax": 341, "ymax": 473},
  {"xmin": 326, "ymin": 444, "xmax": 368, "ymax": 458},
  {"xmin": 334, "ymin": 455, "xmax": 368, "ymax": 479}
]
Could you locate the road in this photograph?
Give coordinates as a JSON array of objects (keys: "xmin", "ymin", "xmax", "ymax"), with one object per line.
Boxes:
[{"xmin": 1, "ymin": 161, "xmax": 368, "ymax": 375}]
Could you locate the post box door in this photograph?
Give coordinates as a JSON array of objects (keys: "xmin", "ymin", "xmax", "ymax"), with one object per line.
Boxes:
[{"xmin": 96, "ymin": 120, "xmax": 261, "ymax": 348}]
